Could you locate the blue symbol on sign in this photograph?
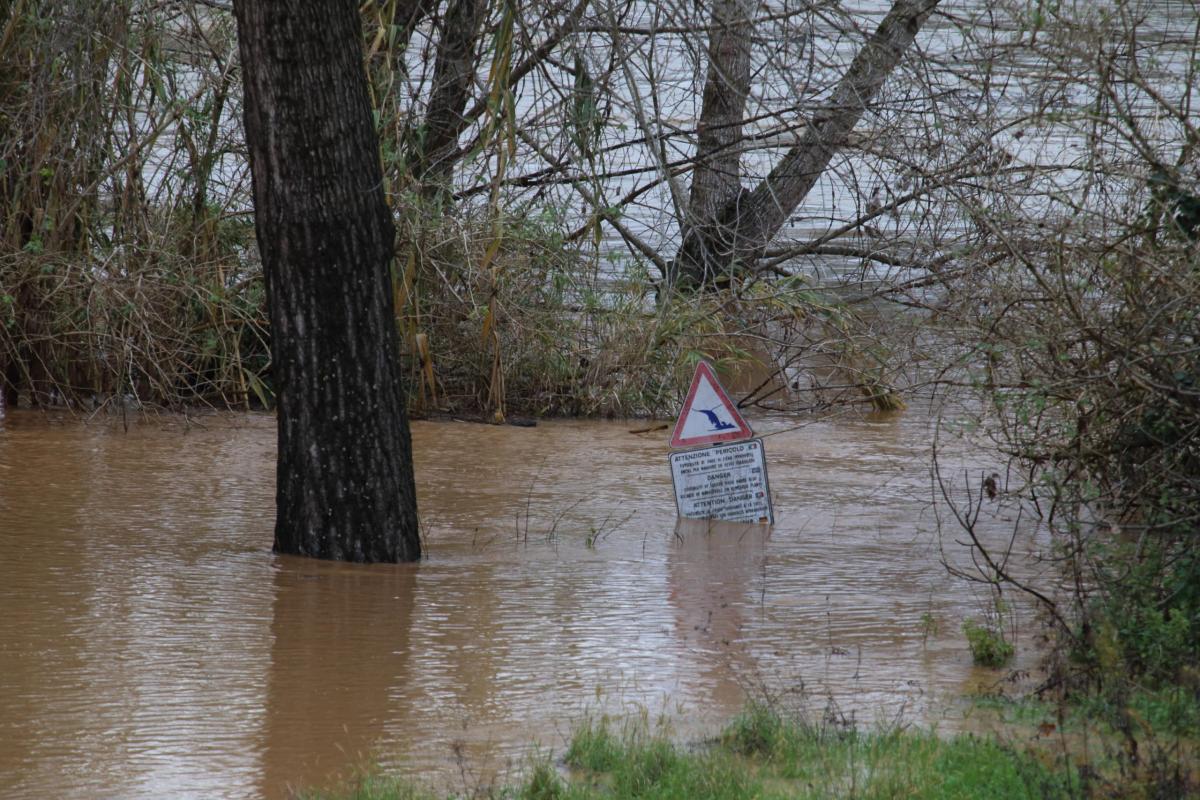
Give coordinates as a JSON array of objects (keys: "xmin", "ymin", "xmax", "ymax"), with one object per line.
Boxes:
[{"xmin": 693, "ymin": 406, "xmax": 737, "ymax": 432}]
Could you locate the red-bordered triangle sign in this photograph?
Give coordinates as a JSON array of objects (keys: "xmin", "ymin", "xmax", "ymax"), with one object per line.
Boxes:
[{"xmin": 670, "ymin": 361, "xmax": 753, "ymax": 448}]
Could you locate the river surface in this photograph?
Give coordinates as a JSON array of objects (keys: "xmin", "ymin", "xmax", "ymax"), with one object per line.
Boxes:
[{"xmin": 0, "ymin": 406, "xmax": 1046, "ymax": 799}]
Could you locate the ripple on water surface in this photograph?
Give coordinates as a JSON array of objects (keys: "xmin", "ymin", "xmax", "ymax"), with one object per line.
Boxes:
[{"xmin": 0, "ymin": 410, "xmax": 1042, "ymax": 799}]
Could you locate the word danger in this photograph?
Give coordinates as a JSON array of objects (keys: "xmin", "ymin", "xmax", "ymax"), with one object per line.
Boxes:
[{"xmin": 668, "ymin": 438, "xmax": 773, "ymax": 524}]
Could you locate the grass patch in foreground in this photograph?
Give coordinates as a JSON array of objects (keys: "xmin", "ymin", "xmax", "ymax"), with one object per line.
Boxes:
[{"xmin": 310, "ymin": 703, "xmax": 1076, "ymax": 799}]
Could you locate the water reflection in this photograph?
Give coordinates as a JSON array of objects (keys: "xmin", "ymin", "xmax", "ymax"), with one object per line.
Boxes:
[
  {"xmin": 668, "ymin": 520, "xmax": 770, "ymax": 714},
  {"xmin": 262, "ymin": 558, "xmax": 418, "ymax": 797}
]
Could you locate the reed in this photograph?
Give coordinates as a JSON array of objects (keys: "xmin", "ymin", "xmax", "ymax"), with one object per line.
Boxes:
[
  {"xmin": 0, "ymin": 2, "xmax": 265, "ymax": 410},
  {"xmin": 1, "ymin": 1, "xmax": 889, "ymax": 417},
  {"xmin": 390, "ymin": 204, "xmax": 740, "ymax": 417}
]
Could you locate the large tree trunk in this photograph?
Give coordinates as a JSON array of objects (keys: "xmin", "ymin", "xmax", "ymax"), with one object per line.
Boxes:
[
  {"xmin": 672, "ymin": 0, "xmax": 939, "ymax": 289},
  {"xmin": 234, "ymin": 0, "xmax": 420, "ymax": 562},
  {"xmin": 677, "ymin": 0, "xmax": 756, "ymax": 283},
  {"xmin": 411, "ymin": 0, "xmax": 489, "ymax": 193}
]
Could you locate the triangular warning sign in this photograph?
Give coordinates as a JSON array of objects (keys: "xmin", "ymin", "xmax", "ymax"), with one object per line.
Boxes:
[{"xmin": 670, "ymin": 361, "xmax": 753, "ymax": 448}]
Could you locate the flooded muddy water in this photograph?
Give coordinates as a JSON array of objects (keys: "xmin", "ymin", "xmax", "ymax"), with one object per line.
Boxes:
[{"xmin": 0, "ymin": 408, "xmax": 1044, "ymax": 798}]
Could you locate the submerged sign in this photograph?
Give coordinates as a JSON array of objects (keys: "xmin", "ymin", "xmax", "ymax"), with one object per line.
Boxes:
[
  {"xmin": 669, "ymin": 361, "xmax": 753, "ymax": 448},
  {"xmin": 669, "ymin": 438, "xmax": 774, "ymax": 524},
  {"xmin": 667, "ymin": 361, "xmax": 774, "ymax": 524}
]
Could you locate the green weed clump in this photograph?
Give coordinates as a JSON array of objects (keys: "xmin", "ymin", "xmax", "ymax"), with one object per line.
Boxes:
[
  {"xmin": 723, "ymin": 701, "xmax": 791, "ymax": 758},
  {"xmin": 564, "ymin": 717, "xmax": 756, "ymax": 799},
  {"xmin": 720, "ymin": 700, "xmax": 861, "ymax": 784},
  {"xmin": 519, "ymin": 761, "xmax": 566, "ymax": 800},
  {"xmin": 962, "ymin": 618, "xmax": 1015, "ymax": 668}
]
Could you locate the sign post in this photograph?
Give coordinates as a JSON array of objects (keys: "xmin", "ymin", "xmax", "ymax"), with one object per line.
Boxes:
[{"xmin": 668, "ymin": 361, "xmax": 774, "ymax": 524}]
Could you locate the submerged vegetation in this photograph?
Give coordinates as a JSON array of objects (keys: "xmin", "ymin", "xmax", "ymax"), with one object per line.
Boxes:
[{"xmin": 961, "ymin": 618, "xmax": 1014, "ymax": 669}]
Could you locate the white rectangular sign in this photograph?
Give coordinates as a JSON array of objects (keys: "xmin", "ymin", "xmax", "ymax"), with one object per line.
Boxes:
[{"xmin": 669, "ymin": 438, "xmax": 774, "ymax": 524}]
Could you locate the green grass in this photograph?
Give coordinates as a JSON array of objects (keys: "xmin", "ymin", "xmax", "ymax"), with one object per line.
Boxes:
[
  {"xmin": 966, "ymin": 694, "xmax": 1060, "ymax": 727},
  {"xmin": 968, "ymin": 684, "xmax": 1200, "ymax": 741},
  {"xmin": 564, "ymin": 718, "xmax": 758, "ymax": 799},
  {"xmin": 302, "ymin": 771, "xmax": 439, "ymax": 800},
  {"xmin": 715, "ymin": 703, "xmax": 1070, "ymax": 799},
  {"xmin": 1078, "ymin": 684, "xmax": 1200, "ymax": 740},
  {"xmin": 311, "ymin": 704, "xmax": 1080, "ymax": 799}
]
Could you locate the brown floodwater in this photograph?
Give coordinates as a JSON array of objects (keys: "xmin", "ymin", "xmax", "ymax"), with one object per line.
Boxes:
[{"xmin": 0, "ymin": 406, "xmax": 1045, "ymax": 799}]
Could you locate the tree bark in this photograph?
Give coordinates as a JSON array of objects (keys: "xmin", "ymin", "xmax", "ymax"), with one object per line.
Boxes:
[
  {"xmin": 411, "ymin": 0, "xmax": 489, "ymax": 193},
  {"xmin": 672, "ymin": 0, "xmax": 939, "ymax": 289},
  {"xmin": 679, "ymin": 0, "xmax": 756, "ymax": 277},
  {"xmin": 234, "ymin": 0, "xmax": 420, "ymax": 562}
]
